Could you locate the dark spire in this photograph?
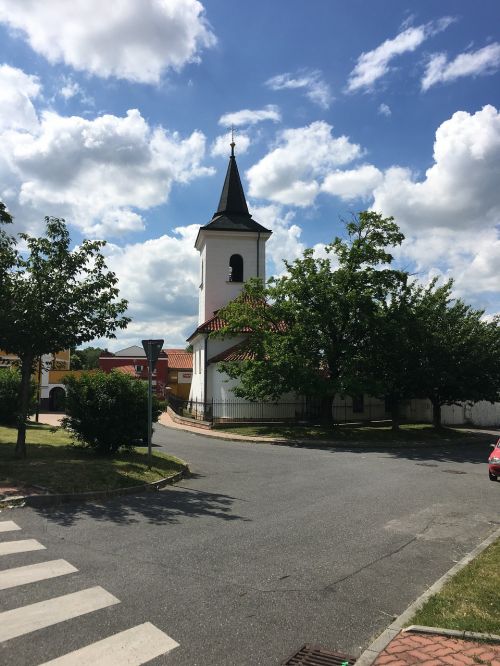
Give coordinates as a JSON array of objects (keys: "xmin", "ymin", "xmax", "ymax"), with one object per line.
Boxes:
[
  {"xmin": 198, "ymin": 140, "xmax": 272, "ymax": 235},
  {"xmin": 214, "ymin": 143, "xmax": 250, "ymax": 217}
]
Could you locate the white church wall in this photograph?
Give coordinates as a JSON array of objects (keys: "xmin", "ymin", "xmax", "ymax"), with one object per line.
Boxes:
[
  {"xmin": 401, "ymin": 399, "xmax": 500, "ymax": 426},
  {"xmin": 331, "ymin": 394, "xmax": 389, "ymax": 422},
  {"xmin": 187, "ymin": 336, "xmax": 205, "ymax": 403},
  {"xmin": 209, "ymin": 366, "xmax": 302, "ymax": 420}
]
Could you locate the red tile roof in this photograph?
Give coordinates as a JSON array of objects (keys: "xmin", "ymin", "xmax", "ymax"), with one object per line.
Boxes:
[
  {"xmin": 164, "ymin": 348, "xmax": 193, "ymax": 370},
  {"xmin": 208, "ymin": 343, "xmax": 255, "ymax": 364},
  {"xmin": 187, "ymin": 306, "xmax": 286, "ymax": 342},
  {"xmin": 113, "ymin": 365, "xmax": 137, "ymax": 376}
]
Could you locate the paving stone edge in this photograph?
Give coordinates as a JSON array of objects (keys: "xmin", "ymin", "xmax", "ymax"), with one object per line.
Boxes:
[
  {"xmin": 354, "ymin": 525, "xmax": 500, "ymax": 665},
  {"xmin": 0, "ymin": 464, "xmax": 190, "ymax": 509}
]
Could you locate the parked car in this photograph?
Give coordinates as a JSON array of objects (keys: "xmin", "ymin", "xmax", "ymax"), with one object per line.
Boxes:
[{"xmin": 488, "ymin": 438, "xmax": 500, "ymax": 481}]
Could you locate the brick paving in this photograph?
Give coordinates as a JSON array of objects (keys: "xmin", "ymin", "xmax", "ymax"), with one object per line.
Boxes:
[{"xmin": 374, "ymin": 631, "xmax": 500, "ymax": 665}]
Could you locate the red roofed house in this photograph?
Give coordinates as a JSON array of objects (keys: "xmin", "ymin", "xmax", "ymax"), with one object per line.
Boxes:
[{"xmin": 99, "ymin": 346, "xmax": 192, "ymax": 398}]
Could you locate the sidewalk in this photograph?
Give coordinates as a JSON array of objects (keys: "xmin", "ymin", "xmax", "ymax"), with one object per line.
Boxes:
[
  {"xmin": 29, "ymin": 412, "xmax": 64, "ymax": 427},
  {"xmin": 373, "ymin": 629, "xmax": 500, "ymax": 665},
  {"xmin": 158, "ymin": 410, "xmax": 283, "ymax": 442}
]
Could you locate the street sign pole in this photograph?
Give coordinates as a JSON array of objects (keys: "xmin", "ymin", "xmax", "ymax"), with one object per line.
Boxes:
[
  {"xmin": 141, "ymin": 339, "xmax": 164, "ymax": 470},
  {"xmin": 147, "ymin": 362, "xmax": 152, "ymax": 467}
]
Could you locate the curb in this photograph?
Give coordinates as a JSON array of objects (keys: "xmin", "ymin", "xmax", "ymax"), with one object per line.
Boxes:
[
  {"xmin": 158, "ymin": 420, "xmax": 492, "ymax": 448},
  {"xmin": 0, "ymin": 465, "xmax": 190, "ymax": 509},
  {"xmin": 355, "ymin": 526, "xmax": 500, "ymax": 665},
  {"xmin": 404, "ymin": 625, "xmax": 500, "ymax": 644}
]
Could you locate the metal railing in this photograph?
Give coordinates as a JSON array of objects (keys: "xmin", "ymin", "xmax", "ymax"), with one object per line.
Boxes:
[{"xmin": 167, "ymin": 394, "xmax": 390, "ymax": 424}]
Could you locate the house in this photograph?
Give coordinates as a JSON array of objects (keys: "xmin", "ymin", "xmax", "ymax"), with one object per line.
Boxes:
[
  {"xmin": 165, "ymin": 349, "xmax": 192, "ymax": 400},
  {"xmin": 0, "ymin": 349, "xmax": 74, "ymax": 410},
  {"xmin": 98, "ymin": 345, "xmax": 168, "ymax": 396},
  {"xmin": 98, "ymin": 345, "xmax": 193, "ymax": 398}
]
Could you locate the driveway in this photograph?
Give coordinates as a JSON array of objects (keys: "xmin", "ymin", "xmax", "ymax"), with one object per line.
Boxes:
[{"xmin": 2, "ymin": 426, "xmax": 498, "ymax": 665}]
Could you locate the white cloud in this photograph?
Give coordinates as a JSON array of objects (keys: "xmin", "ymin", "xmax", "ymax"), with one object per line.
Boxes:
[
  {"xmin": 0, "ymin": 64, "xmax": 41, "ymax": 132},
  {"xmin": 266, "ymin": 69, "xmax": 333, "ymax": 109},
  {"xmin": 0, "ymin": 70, "xmax": 214, "ymax": 236},
  {"xmin": 246, "ymin": 121, "xmax": 362, "ymax": 207},
  {"xmin": 372, "ymin": 105, "xmax": 500, "ymax": 231},
  {"xmin": 218, "ymin": 105, "xmax": 281, "ymax": 127},
  {"xmin": 211, "ymin": 132, "xmax": 250, "ymax": 158},
  {"xmin": 370, "ymin": 105, "xmax": 500, "ymax": 310},
  {"xmin": 378, "ymin": 103, "xmax": 392, "ymax": 117},
  {"xmin": 421, "ymin": 42, "xmax": 500, "ymax": 91},
  {"xmin": 322, "ymin": 165, "xmax": 383, "ymax": 200},
  {"xmin": 346, "ymin": 17, "xmax": 454, "ymax": 92},
  {"xmin": 0, "ymin": 0, "xmax": 216, "ymax": 84},
  {"xmin": 250, "ymin": 204, "xmax": 305, "ymax": 274},
  {"xmin": 101, "ymin": 225, "xmax": 200, "ymax": 347}
]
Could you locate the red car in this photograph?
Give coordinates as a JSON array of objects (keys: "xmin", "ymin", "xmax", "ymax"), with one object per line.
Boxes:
[{"xmin": 489, "ymin": 438, "xmax": 500, "ymax": 481}]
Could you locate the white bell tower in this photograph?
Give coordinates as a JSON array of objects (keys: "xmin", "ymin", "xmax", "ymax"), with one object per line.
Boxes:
[
  {"xmin": 187, "ymin": 141, "xmax": 272, "ymax": 407},
  {"xmin": 194, "ymin": 140, "xmax": 272, "ymax": 324}
]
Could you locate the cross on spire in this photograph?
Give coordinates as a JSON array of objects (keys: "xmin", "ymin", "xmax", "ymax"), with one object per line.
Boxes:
[{"xmin": 230, "ymin": 125, "xmax": 236, "ymax": 157}]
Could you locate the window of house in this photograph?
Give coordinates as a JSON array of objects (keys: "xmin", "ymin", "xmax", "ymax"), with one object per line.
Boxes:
[
  {"xmin": 135, "ymin": 365, "xmax": 143, "ymax": 372},
  {"xmin": 228, "ymin": 254, "xmax": 243, "ymax": 282},
  {"xmin": 352, "ymin": 394, "xmax": 364, "ymax": 413}
]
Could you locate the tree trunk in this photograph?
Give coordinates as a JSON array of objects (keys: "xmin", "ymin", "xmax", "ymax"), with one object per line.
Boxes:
[
  {"xmin": 390, "ymin": 395, "xmax": 400, "ymax": 431},
  {"xmin": 431, "ymin": 398, "xmax": 442, "ymax": 429},
  {"xmin": 15, "ymin": 352, "xmax": 34, "ymax": 458}
]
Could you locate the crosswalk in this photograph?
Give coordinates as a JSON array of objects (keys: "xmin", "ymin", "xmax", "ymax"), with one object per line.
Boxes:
[{"xmin": 0, "ymin": 519, "xmax": 179, "ymax": 665}]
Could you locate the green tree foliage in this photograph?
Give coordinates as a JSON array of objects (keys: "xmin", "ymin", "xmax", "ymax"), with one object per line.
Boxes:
[
  {"xmin": 62, "ymin": 370, "xmax": 160, "ymax": 454},
  {"xmin": 412, "ymin": 279, "xmax": 500, "ymax": 427},
  {"xmin": 70, "ymin": 346, "xmax": 106, "ymax": 370},
  {"xmin": 0, "ymin": 212, "xmax": 130, "ymax": 457},
  {"xmin": 0, "ymin": 368, "xmax": 36, "ymax": 426},
  {"xmin": 214, "ymin": 211, "xmax": 500, "ymax": 429},
  {"xmin": 215, "ymin": 212, "xmax": 405, "ymax": 406}
]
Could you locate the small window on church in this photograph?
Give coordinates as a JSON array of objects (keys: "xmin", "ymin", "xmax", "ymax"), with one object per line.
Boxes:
[{"xmin": 228, "ymin": 254, "xmax": 243, "ymax": 282}]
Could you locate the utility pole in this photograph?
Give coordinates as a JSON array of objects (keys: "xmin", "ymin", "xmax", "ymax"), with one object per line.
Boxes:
[{"xmin": 141, "ymin": 339, "xmax": 164, "ymax": 468}]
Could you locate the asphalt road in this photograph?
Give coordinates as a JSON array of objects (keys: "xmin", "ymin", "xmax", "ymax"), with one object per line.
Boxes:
[{"xmin": 1, "ymin": 426, "xmax": 499, "ymax": 665}]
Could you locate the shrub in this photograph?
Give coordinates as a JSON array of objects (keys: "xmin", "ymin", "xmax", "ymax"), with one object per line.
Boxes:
[
  {"xmin": 62, "ymin": 370, "xmax": 161, "ymax": 454},
  {"xmin": 0, "ymin": 367, "xmax": 36, "ymax": 426}
]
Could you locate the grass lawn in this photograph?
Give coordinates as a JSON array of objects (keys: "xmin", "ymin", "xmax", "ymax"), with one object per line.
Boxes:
[
  {"xmin": 0, "ymin": 424, "xmax": 187, "ymax": 495},
  {"xmin": 215, "ymin": 422, "xmax": 477, "ymax": 443},
  {"xmin": 410, "ymin": 538, "xmax": 500, "ymax": 635}
]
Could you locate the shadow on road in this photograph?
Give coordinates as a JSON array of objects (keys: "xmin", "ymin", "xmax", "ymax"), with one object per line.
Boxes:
[
  {"xmin": 267, "ymin": 435, "xmax": 494, "ymax": 466},
  {"xmin": 33, "ymin": 482, "xmax": 250, "ymax": 527}
]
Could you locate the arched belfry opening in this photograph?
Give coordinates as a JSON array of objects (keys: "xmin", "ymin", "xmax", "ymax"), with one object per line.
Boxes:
[{"xmin": 229, "ymin": 254, "xmax": 243, "ymax": 282}]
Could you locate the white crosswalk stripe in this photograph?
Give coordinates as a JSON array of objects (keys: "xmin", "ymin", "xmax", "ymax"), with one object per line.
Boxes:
[
  {"xmin": 38, "ymin": 622, "xmax": 180, "ymax": 665},
  {"xmin": 0, "ymin": 524, "xmax": 180, "ymax": 662},
  {"xmin": 0, "ymin": 539, "xmax": 46, "ymax": 556},
  {"xmin": 0, "ymin": 559, "xmax": 78, "ymax": 590},
  {"xmin": 0, "ymin": 586, "xmax": 120, "ymax": 642},
  {"xmin": 0, "ymin": 521, "xmax": 21, "ymax": 533}
]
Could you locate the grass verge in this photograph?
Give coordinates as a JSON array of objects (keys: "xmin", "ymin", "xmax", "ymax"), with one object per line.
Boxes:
[
  {"xmin": 410, "ymin": 538, "xmax": 500, "ymax": 634},
  {"xmin": 215, "ymin": 422, "xmax": 478, "ymax": 442},
  {"xmin": 0, "ymin": 424, "xmax": 186, "ymax": 494}
]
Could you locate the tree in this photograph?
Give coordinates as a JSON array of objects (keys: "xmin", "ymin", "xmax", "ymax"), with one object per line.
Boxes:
[
  {"xmin": 0, "ymin": 368, "xmax": 36, "ymax": 426},
  {"xmin": 63, "ymin": 371, "xmax": 160, "ymax": 454},
  {"xmin": 215, "ymin": 212, "xmax": 406, "ymax": 415},
  {"xmin": 0, "ymin": 213, "xmax": 130, "ymax": 457},
  {"xmin": 413, "ymin": 279, "xmax": 500, "ymax": 427},
  {"xmin": 70, "ymin": 346, "xmax": 106, "ymax": 370}
]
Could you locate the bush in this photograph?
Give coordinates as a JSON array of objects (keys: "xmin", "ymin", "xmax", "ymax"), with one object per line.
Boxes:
[
  {"xmin": 0, "ymin": 368, "xmax": 36, "ymax": 425},
  {"xmin": 62, "ymin": 370, "xmax": 161, "ymax": 454}
]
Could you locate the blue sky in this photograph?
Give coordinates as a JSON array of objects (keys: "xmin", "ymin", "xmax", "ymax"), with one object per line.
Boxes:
[{"xmin": 1, "ymin": 0, "xmax": 499, "ymax": 349}]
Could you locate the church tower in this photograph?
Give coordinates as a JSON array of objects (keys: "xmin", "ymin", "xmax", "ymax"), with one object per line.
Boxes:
[
  {"xmin": 195, "ymin": 140, "xmax": 272, "ymax": 324},
  {"xmin": 187, "ymin": 141, "xmax": 272, "ymax": 406}
]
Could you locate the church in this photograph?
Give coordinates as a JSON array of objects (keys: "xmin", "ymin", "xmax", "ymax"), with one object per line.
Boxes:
[{"xmin": 187, "ymin": 140, "xmax": 276, "ymax": 417}]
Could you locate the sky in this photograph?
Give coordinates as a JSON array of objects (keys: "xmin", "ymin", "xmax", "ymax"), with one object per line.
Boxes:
[{"xmin": 1, "ymin": 0, "xmax": 499, "ymax": 351}]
